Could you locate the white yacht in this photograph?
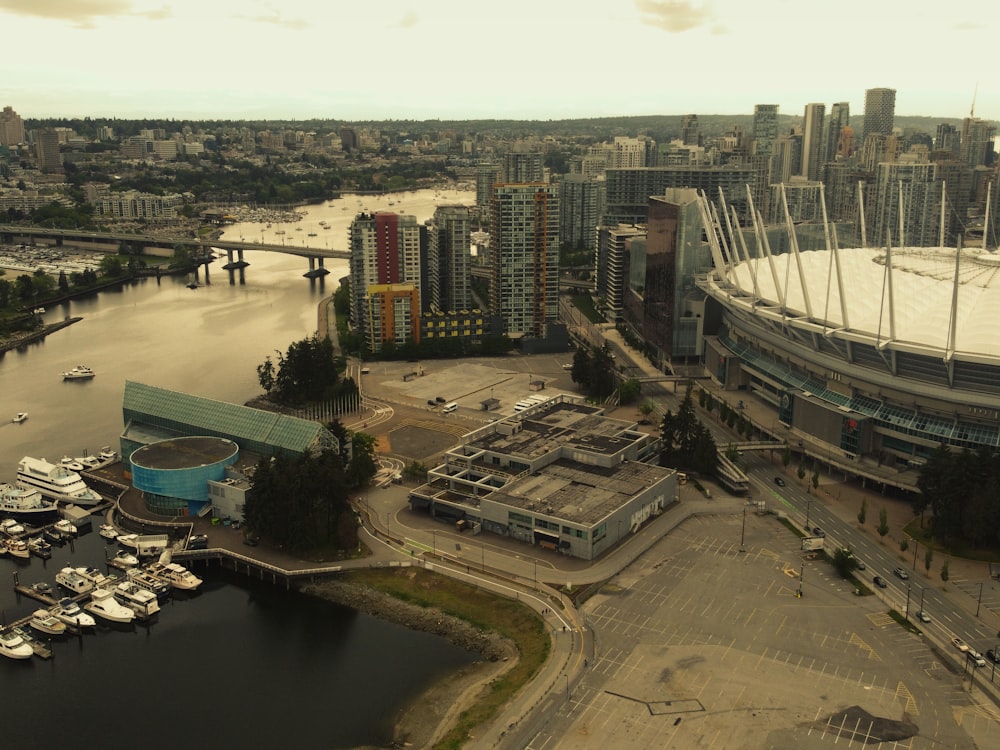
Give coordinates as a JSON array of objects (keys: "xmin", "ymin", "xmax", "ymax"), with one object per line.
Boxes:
[
  {"xmin": 0, "ymin": 629, "xmax": 34, "ymax": 659},
  {"xmin": 5, "ymin": 538, "xmax": 29, "ymax": 559},
  {"xmin": 16, "ymin": 456, "xmax": 103, "ymax": 506},
  {"xmin": 145, "ymin": 561, "xmax": 203, "ymax": 591},
  {"xmin": 84, "ymin": 588, "xmax": 135, "ymax": 624},
  {"xmin": 29, "ymin": 609, "xmax": 67, "ymax": 637},
  {"xmin": 12, "ymin": 412, "xmax": 28, "ymax": 423},
  {"xmin": 0, "ymin": 482, "xmax": 58, "ymax": 522},
  {"xmin": 1, "ymin": 517, "xmax": 26, "ymax": 536},
  {"xmin": 62, "ymin": 365, "xmax": 95, "ymax": 380},
  {"xmin": 60, "ymin": 457, "xmax": 85, "ymax": 472},
  {"xmin": 112, "ymin": 549, "xmax": 139, "ymax": 568},
  {"xmin": 98, "ymin": 523, "xmax": 118, "ymax": 540},
  {"xmin": 113, "ymin": 581, "xmax": 161, "ymax": 619},
  {"xmin": 75, "ymin": 566, "xmax": 113, "ymax": 589},
  {"xmin": 53, "ymin": 597, "xmax": 96, "ymax": 629},
  {"xmin": 54, "ymin": 518, "xmax": 78, "ymax": 537},
  {"xmin": 56, "ymin": 567, "xmax": 94, "ymax": 595},
  {"xmin": 125, "ymin": 567, "xmax": 171, "ymax": 600}
]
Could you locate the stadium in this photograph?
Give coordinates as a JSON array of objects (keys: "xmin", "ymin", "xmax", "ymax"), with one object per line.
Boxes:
[{"xmin": 696, "ymin": 186, "xmax": 1000, "ymax": 493}]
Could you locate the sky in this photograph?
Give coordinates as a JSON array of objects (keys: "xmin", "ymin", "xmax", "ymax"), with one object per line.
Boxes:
[{"xmin": 0, "ymin": 0, "xmax": 997, "ymax": 123}]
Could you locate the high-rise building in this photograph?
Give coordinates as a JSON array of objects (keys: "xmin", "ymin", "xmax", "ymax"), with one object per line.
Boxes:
[
  {"xmin": 960, "ymin": 118, "xmax": 997, "ymax": 168},
  {"xmin": 559, "ymin": 174, "xmax": 605, "ymax": 252},
  {"xmin": 800, "ymin": 103, "xmax": 826, "ymax": 181},
  {"xmin": 489, "ymin": 184, "xmax": 559, "ymax": 337},
  {"xmin": 872, "ymin": 157, "xmax": 939, "ymax": 248},
  {"xmin": 34, "ymin": 128, "xmax": 62, "ymax": 173},
  {"xmin": 596, "ymin": 224, "xmax": 646, "ymax": 321},
  {"xmin": 475, "ymin": 164, "xmax": 502, "ymax": 209},
  {"xmin": 612, "ymin": 137, "xmax": 652, "ymax": 169},
  {"xmin": 680, "ymin": 114, "xmax": 700, "ymax": 146},
  {"xmin": 348, "ymin": 212, "xmax": 424, "ymax": 353},
  {"xmin": 426, "ymin": 205, "xmax": 472, "ymax": 313},
  {"xmin": 824, "ymin": 102, "xmax": 850, "ymax": 165},
  {"xmin": 503, "ymin": 150, "xmax": 545, "ymax": 183},
  {"xmin": 752, "ymin": 105, "xmax": 779, "ymax": 158},
  {"xmin": 0, "ymin": 106, "xmax": 25, "ymax": 146},
  {"xmin": 365, "ymin": 283, "xmax": 420, "ymax": 353},
  {"xmin": 861, "ymin": 88, "xmax": 896, "ymax": 144}
]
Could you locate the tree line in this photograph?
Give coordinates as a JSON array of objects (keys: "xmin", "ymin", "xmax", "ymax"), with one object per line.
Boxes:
[{"xmin": 916, "ymin": 444, "xmax": 1000, "ymax": 548}]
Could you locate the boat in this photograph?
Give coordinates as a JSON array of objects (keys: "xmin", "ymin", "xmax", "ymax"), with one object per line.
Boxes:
[
  {"xmin": 145, "ymin": 561, "xmax": 203, "ymax": 591},
  {"xmin": 97, "ymin": 447, "xmax": 119, "ymax": 465},
  {"xmin": 60, "ymin": 456, "xmax": 85, "ymax": 472},
  {"xmin": 307, "ymin": 232, "xmax": 317, "ymax": 237},
  {"xmin": 16, "ymin": 456, "xmax": 104, "ymax": 506},
  {"xmin": 0, "ymin": 482, "xmax": 59, "ymax": 522},
  {"xmin": 30, "ymin": 581, "xmax": 52, "ymax": 597},
  {"xmin": 54, "ymin": 518, "xmax": 78, "ymax": 537},
  {"xmin": 116, "ymin": 533, "xmax": 138, "ymax": 549},
  {"xmin": 29, "ymin": 609, "xmax": 67, "ymax": 637},
  {"xmin": 5, "ymin": 539, "xmax": 29, "ymax": 559},
  {"xmin": 33, "ymin": 307, "xmax": 45, "ymax": 314},
  {"xmin": 112, "ymin": 549, "xmax": 139, "ymax": 568},
  {"xmin": 125, "ymin": 567, "xmax": 171, "ymax": 600},
  {"xmin": 42, "ymin": 527, "xmax": 63, "ymax": 545},
  {"xmin": 12, "ymin": 412, "xmax": 28, "ymax": 423},
  {"xmin": 99, "ymin": 523, "xmax": 119, "ymax": 540},
  {"xmin": 27, "ymin": 537, "xmax": 52, "ymax": 559},
  {"xmin": 113, "ymin": 581, "xmax": 160, "ymax": 618},
  {"xmin": 56, "ymin": 567, "xmax": 94, "ymax": 595},
  {"xmin": 1, "ymin": 517, "xmax": 26, "ymax": 536},
  {"xmin": 62, "ymin": 365, "xmax": 95, "ymax": 380},
  {"xmin": 53, "ymin": 597, "xmax": 96, "ymax": 629},
  {"xmin": 0, "ymin": 629, "xmax": 34, "ymax": 659},
  {"xmin": 84, "ymin": 588, "xmax": 135, "ymax": 624},
  {"xmin": 75, "ymin": 566, "xmax": 114, "ymax": 589}
]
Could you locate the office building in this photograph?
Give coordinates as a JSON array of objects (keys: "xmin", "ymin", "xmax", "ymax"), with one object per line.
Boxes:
[
  {"xmin": 961, "ymin": 118, "xmax": 997, "ymax": 169},
  {"xmin": 861, "ymin": 87, "xmax": 896, "ymax": 144},
  {"xmin": 752, "ymin": 105, "xmax": 779, "ymax": 158},
  {"xmin": 35, "ymin": 128, "xmax": 62, "ymax": 173},
  {"xmin": 426, "ymin": 205, "xmax": 472, "ymax": 313},
  {"xmin": 0, "ymin": 105, "xmax": 25, "ymax": 146},
  {"xmin": 800, "ymin": 104, "xmax": 825, "ymax": 181},
  {"xmin": 559, "ymin": 174, "xmax": 605, "ymax": 252},
  {"xmin": 489, "ymin": 183, "xmax": 559, "ymax": 337},
  {"xmin": 824, "ymin": 102, "xmax": 850, "ymax": 165},
  {"xmin": 680, "ymin": 114, "xmax": 700, "ymax": 146}
]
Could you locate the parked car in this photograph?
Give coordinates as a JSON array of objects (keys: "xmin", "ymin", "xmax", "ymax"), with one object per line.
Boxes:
[
  {"xmin": 812, "ymin": 527, "xmax": 825, "ymax": 537},
  {"xmin": 187, "ymin": 534, "xmax": 208, "ymax": 550},
  {"xmin": 917, "ymin": 611, "xmax": 931, "ymax": 623},
  {"xmin": 986, "ymin": 649, "xmax": 1000, "ymax": 664},
  {"xmin": 873, "ymin": 575, "xmax": 888, "ymax": 589},
  {"xmin": 435, "ymin": 396, "xmax": 447, "ymax": 403},
  {"xmin": 774, "ymin": 477, "xmax": 785, "ymax": 487},
  {"xmin": 893, "ymin": 567, "xmax": 909, "ymax": 580},
  {"xmin": 427, "ymin": 400, "xmax": 436, "ymax": 406},
  {"xmin": 952, "ymin": 637, "xmax": 969, "ymax": 652}
]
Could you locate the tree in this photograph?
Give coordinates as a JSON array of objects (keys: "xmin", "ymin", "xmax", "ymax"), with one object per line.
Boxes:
[
  {"xmin": 941, "ymin": 560, "xmax": 950, "ymax": 583},
  {"xmin": 858, "ymin": 498, "xmax": 868, "ymax": 526},
  {"xmin": 345, "ymin": 431, "xmax": 378, "ymax": 489},
  {"xmin": 638, "ymin": 400, "xmax": 655, "ymax": 425},
  {"xmin": 811, "ymin": 468, "xmax": 819, "ymax": 491},
  {"xmin": 796, "ymin": 463, "xmax": 806, "ymax": 481},
  {"xmin": 258, "ymin": 335, "xmax": 341, "ymax": 405},
  {"xmin": 924, "ymin": 547, "xmax": 933, "ymax": 573},
  {"xmin": 899, "ymin": 538, "xmax": 909, "ymax": 553},
  {"xmin": 877, "ymin": 507, "xmax": 889, "ymax": 542},
  {"xmin": 617, "ymin": 378, "xmax": 640, "ymax": 405},
  {"xmin": 832, "ymin": 547, "xmax": 859, "ymax": 579},
  {"xmin": 782, "ymin": 445, "xmax": 791, "ymax": 468}
]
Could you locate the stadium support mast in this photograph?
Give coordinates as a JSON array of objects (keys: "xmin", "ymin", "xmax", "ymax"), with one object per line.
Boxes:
[
  {"xmin": 939, "ymin": 182, "xmax": 948, "ymax": 247},
  {"xmin": 780, "ymin": 184, "xmax": 814, "ymax": 321},
  {"xmin": 946, "ymin": 236, "xmax": 962, "ymax": 362},
  {"xmin": 819, "ymin": 184, "xmax": 850, "ymax": 333},
  {"xmin": 858, "ymin": 182, "xmax": 868, "ymax": 248},
  {"xmin": 745, "ymin": 184, "xmax": 784, "ymax": 309},
  {"xmin": 984, "ymin": 181, "xmax": 992, "ymax": 251}
]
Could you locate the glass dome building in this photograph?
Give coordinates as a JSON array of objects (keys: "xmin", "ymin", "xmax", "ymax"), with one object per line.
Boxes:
[{"xmin": 130, "ymin": 436, "xmax": 240, "ymax": 516}]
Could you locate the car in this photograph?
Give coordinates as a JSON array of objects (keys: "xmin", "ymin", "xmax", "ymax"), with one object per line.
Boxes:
[
  {"xmin": 893, "ymin": 567, "xmax": 909, "ymax": 580},
  {"xmin": 855, "ymin": 560, "xmax": 866, "ymax": 571},
  {"xmin": 873, "ymin": 575, "xmax": 888, "ymax": 588},
  {"xmin": 435, "ymin": 396, "xmax": 447, "ymax": 403},
  {"xmin": 987, "ymin": 649, "xmax": 1000, "ymax": 664},
  {"xmin": 952, "ymin": 637, "xmax": 969, "ymax": 652},
  {"xmin": 812, "ymin": 527, "xmax": 825, "ymax": 537},
  {"xmin": 917, "ymin": 610, "xmax": 931, "ymax": 623},
  {"xmin": 970, "ymin": 650, "xmax": 987, "ymax": 667},
  {"xmin": 243, "ymin": 534, "xmax": 260, "ymax": 547},
  {"xmin": 427, "ymin": 400, "xmax": 436, "ymax": 406},
  {"xmin": 187, "ymin": 534, "xmax": 208, "ymax": 550},
  {"xmin": 562, "ymin": 363, "xmax": 573, "ymax": 371},
  {"xmin": 774, "ymin": 477, "xmax": 785, "ymax": 487}
]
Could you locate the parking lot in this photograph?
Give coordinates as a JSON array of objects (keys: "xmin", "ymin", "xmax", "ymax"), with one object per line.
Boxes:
[{"xmin": 526, "ymin": 512, "xmax": 1000, "ymax": 750}]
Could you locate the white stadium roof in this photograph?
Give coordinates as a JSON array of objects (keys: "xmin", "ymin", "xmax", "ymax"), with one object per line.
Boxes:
[{"xmin": 717, "ymin": 246, "xmax": 1000, "ymax": 360}]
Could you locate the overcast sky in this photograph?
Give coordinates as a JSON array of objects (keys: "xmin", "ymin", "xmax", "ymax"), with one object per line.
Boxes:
[{"xmin": 1, "ymin": 0, "xmax": 996, "ymax": 123}]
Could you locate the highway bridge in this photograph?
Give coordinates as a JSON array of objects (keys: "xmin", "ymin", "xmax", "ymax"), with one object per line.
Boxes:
[{"xmin": 0, "ymin": 224, "xmax": 349, "ymax": 278}]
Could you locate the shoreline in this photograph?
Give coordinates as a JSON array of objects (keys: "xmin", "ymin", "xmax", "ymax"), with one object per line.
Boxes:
[{"xmin": 298, "ymin": 578, "xmax": 519, "ymax": 748}]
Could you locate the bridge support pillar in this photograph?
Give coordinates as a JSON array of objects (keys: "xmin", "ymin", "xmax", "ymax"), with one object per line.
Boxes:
[{"xmin": 303, "ymin": 255, "xmax": 331, "ymax": 279}]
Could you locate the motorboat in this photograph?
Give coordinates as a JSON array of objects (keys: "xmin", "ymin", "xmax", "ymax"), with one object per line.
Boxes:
[
  {"xmin": 113, "ymin": 581, "xmax": 161, "ymax": 619},
  {"xmin": 12, "ymin": 412, "xmax": 28, "ymax": 423},
  {"xmin": 0, "ymin": 629, "xmax": 34, "ymax": 659},
  {"xmin": 98, "ymin": 523, "xmax": 119, "ymax": 540},
  {"xmin": 30, "ymin": 581, "xmax": 52, "ymax": 597},
  {"xmin": 1, "ymin": 518, "xmax": 26, "ymax": 536},
  {"xmin": 125, "ymin": 567, "xmax": 171, "ymax": 600},
  {"xmin": 42, "ymin": 528, "xmax": 63, "ymax": 545},
  {"xmin": 0, "ymin": 482, "xmax": 58, "ymax": 522},
  {"xmin": 54, "ymin": 518, "xmax": 78, "ymax": 537},
  {"xmin": 53, "ymin": 598, "xmax": 96, "ymax": 629},
  {"xmin": 16, "ymin": 457, "xmax": 103, "ymax": 506},
  {"xmin": 84, "ymin": 588, "xmax": 135, "ymax": 624},
  {"xmin": 29, "ymin": 609, "xmax": 67, "ymax": 637},
  {"xmin": 27, "ymin": 536, "xmax": 52, "ymax": 559},
  {"xmin": 75, "ymin": 566, "xmax": 114, "ymax": 589},
  {"xmin": 56, "ymin": 567, "xmax": 94, "ymax": 595},
  {"xmin": 97, "ymin": 447, "xmax": 119, "ymax": 465},
  {"xmin": 62, "ymin": 365, "xmax": 95, "ymax": 380},
  {"xmin": 5, "ymin": 538, "xmax": 29, "ymax": 559},
  {"xmin": 145, "ymin": 561, "xmax": 203, "ymax": 591},
  {"xmin": 116, "ymin": 533, "xmax": 138, "ymax": 550},
  {"xmin": 113, "ymin": 549, "xmax": 139, "ymax": 568}
]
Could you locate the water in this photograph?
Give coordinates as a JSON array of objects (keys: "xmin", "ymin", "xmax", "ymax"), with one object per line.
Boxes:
[{"xmin": 0, "ymin": 188, "xmax": 477, "ymax": 748}]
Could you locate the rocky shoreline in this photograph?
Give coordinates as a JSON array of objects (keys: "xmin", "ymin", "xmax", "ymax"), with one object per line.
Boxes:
[{"xmin": 298, "ymin": 579, "xmax": 519, "ymax": 749}]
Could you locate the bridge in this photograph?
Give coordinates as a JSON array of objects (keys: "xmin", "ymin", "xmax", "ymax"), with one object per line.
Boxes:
[{"xmin": 0, "ymin": 224, "xmax": 349, "ymax": 279}]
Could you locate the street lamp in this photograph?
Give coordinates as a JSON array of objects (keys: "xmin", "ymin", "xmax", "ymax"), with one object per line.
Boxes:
[
  {"xmin": 431, "ymin": 529, "xmax": 437, "ymax": 555},
  {"xmin": 905, "ymin": 584, "xmax": 911, "ymax": 621},
  {"xmin": 805, "ymin": 499, "xmax": 812, "ymax": 532},
  {"xmin": 977, "ymin": 582, "xmax": 984, "ymax": 618},
  {"xmin": 919, "ymin": 586, "xmax": 926, "ymax": 617},
  {"xmin": 740, "ymin": 505, "xmax": 747, "ymax": 552}
]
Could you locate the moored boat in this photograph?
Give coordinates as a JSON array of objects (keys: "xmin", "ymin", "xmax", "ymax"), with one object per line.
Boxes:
[
  {"xmin": 1, "ymin": 517, "xmax": 26, "ymax": 536},
  {"xmin": 5, "ymin": 538, "xmax": 30, "ymax": 559},
  {"xmin": 16, "ymin": 456, "xmax": 103, "ymax": 506},
  {"xmin": 0, "ymin": 628, "xmax": 34, "ymax": 659},
  {"xmin": 145, "ymin": 561, "xmax": 203, "ymax": 591},
  {"xmin": 54, "ymin": 518, "xmax": 77, "ymax": 537},
  {"xmin": 112, "ymin": 549, "xmax": 139, "ymax": 568},
  {"xmin": 29, "ymin": 609, "xmax": 67, "ymax": 637},
  {"xmin": 56, "ymin": 567, "xmax": 94, "ymax": 595},
  {"xmin": 84, "ymin": 588, "xmax": 135, "ymax": 624},
  {"xmin": 60, "ymin": 457, "xmax": 85, "ymax": 472},
  {"xmin": 27, "ymin": 536, "xmax": 52, "ymax": 559},
  {"xmin": 53, "ymin": 598, "xmax": 96, "ymax": 629},
  {"xmin": 99, "ymin": 523, "xmax": 118, "ymax": 540},
  {"xmin": 125, "ymin": 567, "xmax": 171, "ymax": 600},
  {"xmin": 113, "ymin": 581, "xmax": 161, "ymax": 619},
  {"xmin": 75, "ymin": 566, "xmax": 114, "ymax": 589},
  {"xmin": 12, "ymin": 412, "xmax": 28, "ymax": 423},
  {"xmin": 0, "ymin": 482, "xmax": 58, "ymax": 523}
]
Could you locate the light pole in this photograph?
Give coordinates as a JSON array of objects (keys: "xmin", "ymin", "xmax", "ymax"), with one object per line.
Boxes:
[
  {"xmin": 798, "ymin": 563, "xmax": 804, "ymax": 598},
  {"xmin": 805, "ymin": 499, "xmax": 812, "ymax": 533},
  {"xmin": 431, "ymin": 529, "xmax": 436, "ymax": 555},
  {"xmin": 905, "ymin": 584, "xmax": 911, "ymax": 621},
  {"xmin": 919, "ymin": 586, "xmax": 926, "ymax": 617},
  {"xmin": 912, "ymin": 540, "xmax": 919, "ymax": 570},
  {"xmin": 977, "ymin": 582, "xmax": 984, "ymax": 618},
  {"xmin": 740, "ymin": 505, "xmax": 747, "ymax": 552}
]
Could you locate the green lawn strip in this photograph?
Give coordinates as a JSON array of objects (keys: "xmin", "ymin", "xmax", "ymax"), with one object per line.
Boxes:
[
  {"xmin": 571, "ymin": 294, "xmax": 602, "ymax": 324},
  {"xmin": 346, "ymin": 568, "xmax": 550, "ymax": 750}
]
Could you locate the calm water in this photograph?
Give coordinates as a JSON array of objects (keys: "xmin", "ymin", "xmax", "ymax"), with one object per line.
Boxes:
[{"xmin": 0, "ymin": 188, "xmax": 477, "ymax": 748}]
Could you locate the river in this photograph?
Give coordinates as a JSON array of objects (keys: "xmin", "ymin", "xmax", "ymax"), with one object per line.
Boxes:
[{"xmin": 0, "ymin": 187, "xmax": 478, "ymax": 748}]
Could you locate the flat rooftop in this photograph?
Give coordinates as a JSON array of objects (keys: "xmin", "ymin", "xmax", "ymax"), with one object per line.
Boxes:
[{"xmin": 131, "ymin": 436, "xmax": 238, "ymax": 469}]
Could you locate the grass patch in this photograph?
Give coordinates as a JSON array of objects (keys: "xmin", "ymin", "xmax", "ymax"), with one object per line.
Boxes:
[
  {"xmin": 571, "ymin": 294, "xmax": 603, "ymax": 324},
  {"xmin": 887, "ymin": 609, "xmax": 923, "ymax": 634},
  {"xmin": 345, "ymin": 567, "xmax": 550, "ymax": 750}
]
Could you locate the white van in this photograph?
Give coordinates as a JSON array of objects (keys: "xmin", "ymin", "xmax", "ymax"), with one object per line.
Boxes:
[{"xmin": 442, "ymin": 402, "xmax": 458, "ymax": 413}]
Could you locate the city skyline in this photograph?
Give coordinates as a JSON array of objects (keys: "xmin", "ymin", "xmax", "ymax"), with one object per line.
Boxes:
[{"xmin": 0, "ymin": 0, "xmax": 996, "ymax": 122}]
